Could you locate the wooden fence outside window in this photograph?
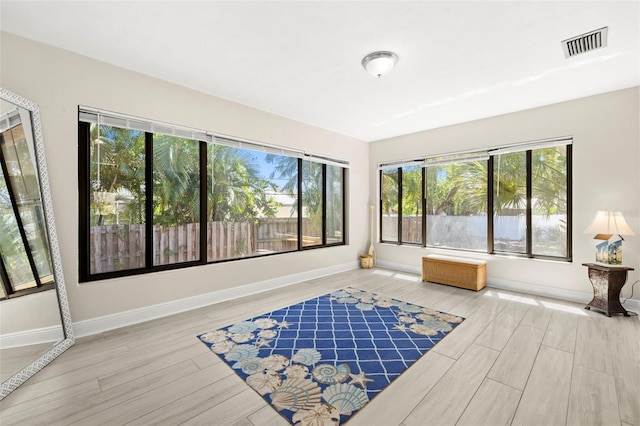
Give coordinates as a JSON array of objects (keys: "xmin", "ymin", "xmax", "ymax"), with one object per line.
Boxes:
[{"xmin": 89, "ymin": 218, "xmax": 305, "ymax": 274}]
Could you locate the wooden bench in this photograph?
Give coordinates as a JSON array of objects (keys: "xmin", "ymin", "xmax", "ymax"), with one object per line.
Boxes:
[{"xmin": 422, "ymin": 254, "xmax": 487, "ymax": 291}]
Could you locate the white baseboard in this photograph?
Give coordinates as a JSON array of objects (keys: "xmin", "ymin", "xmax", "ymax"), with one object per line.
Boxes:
[
  {"xmin": 0, "ymin": 326, "xmax": 62, "ymax": 350},
  {"xmin": 375, "ymin": 259, "xmax": 422, "ymax": 275},
  {"xmin": 375, "ymin": 259, "xmax": 640, "ymax": 314},
  {"xmin": 6, "ymin": 257, "xmax": 637, "ymax": 348},
  {"xmin": 73, "ymin": 261, "xmax": 359, "ymax": 338}
]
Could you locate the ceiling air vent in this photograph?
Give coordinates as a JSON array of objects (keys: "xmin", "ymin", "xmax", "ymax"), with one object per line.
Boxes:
[{"xmin": 562, "ymin": 27, "xmax": 608, "ymax": 58}]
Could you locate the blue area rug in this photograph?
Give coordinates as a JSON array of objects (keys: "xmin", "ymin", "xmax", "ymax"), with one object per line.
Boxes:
[{"xmin": 197, "ymin": 287, "xmax": 464, "ymax": 425}]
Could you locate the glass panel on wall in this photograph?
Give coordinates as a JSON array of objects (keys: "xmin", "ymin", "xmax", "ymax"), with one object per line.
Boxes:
[
  {"xmin": 376, "ymin": 139, "xmax": 570, "ymax": 260},
  {"xmin": 1, "ymin": 123, "xmax": 53, "ymax": 285},
  {"xmin": 301, "ymin": 160, "xmax": 323, "ymax": 247},
  {"xmin": 531, "ymin": 146, "xmax": 568, "ymax": 257},
  {"xmin": 401, "ymin": 165, "xmax": 422, "ymax": 244},
  {"xmin": 381, "ymin": 168, "xmax": 399, "ymax": 242},
  {"xmin": 427, "ymin": 161, "xmax": 487, "ymax": 250},
  {"xmin": 325, "ymin": 164, "xmax": 343, "ymax": 244},
  {"xmin": 208, "ymin": 145, "xmax": 297, "ymax": 261},
  {"xmin": 89, "ymin": 125, "xmax": 146, "ymax": 274},
  {"xmin": 0, "ymin": 170, "xmax": 37, "ymax": 292},
  {"xmin": 263, "ymin": 152, "xmax": 299, "ymax": 254},
  {"xmin": 153, "ymin": 134, "xmax": 200, "ymax": 266},
  {"xmin": 493, "ymin": 151, "xmax": 526, "ymax": 253},
  {"xmin": 79, "ymin": 108, "xmax": 347, "ymax": 282}
]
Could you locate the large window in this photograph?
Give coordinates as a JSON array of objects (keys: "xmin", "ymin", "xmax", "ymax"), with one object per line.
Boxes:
[
  {"xmin": 427, "ymin": 160, "xmax": 487, "ymax": 251},
  {"xmin": 379, "ymin": 139, "xmax": 572, "ymax": 261},
  {"xmin": 301, "ymin": 160, "xmax": 323, "ymax": 248},
  {"xmin": 79, "ymin": 109, "xmax": 347, "ymax": 282},
  {"xmin": 493, "ymin": 151, "xmax": 526, "ymax": 253},
  {"xmin": 88, "ymin": 126, "xmax": 146, "ymax": 274},
  {"xmin": 325, "ymin": 164, "xmax": 344, "ymax": 244},
  {"xmin": 380, "ymin": 167, "xmax": 399, "ymax": 242},
  {"xmin": 208, "ymin": 146, "xmax": 298, "ymax": 260},
  {"xmin": 530, "ymin": 146, "xmax": 569, "ymax": 257},
  {"xmin": 153, "ymin": 134, "xmax": 201, "ymax": 266},
  {"xmin": 402, "ymin": 165, "xmax": 423, "ymax": 244}
]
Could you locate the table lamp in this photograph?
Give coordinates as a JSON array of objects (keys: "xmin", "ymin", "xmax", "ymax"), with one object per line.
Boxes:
[{"xmin": 584, "ymin": 210, "xmax": 635, "ymax": 265}]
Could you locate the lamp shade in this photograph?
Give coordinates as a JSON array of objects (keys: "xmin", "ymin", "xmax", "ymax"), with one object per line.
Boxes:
[
  {"xmin": 584, "ymin": 210, "xmax": 636, "ymax": 237},
  {"xmin": 362, "ymin": 51, "xmax": 398, "ymax": 78}
]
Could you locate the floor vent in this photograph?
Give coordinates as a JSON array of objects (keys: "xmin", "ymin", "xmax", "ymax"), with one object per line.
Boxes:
[{"xmin": 562, "ymin": 27, "xmax": 608, "ymax": 58}]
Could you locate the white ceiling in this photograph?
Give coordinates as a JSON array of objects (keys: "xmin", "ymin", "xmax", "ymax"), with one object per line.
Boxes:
[{"xmin": 1, "ymin": 1, "xmax": 639, "ymax": 142}]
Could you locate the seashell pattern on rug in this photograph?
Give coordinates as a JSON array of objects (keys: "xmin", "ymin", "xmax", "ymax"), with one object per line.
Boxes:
[
  {"xmin": 312, "ymin": 363, "xmax": 351, "ymax": 385},
  {"xmin": 224, "ymin": 343, "xmax": 259, "ymax": 362},
  {"xmin": 269, "ymin": 377, "xmax": 322, "ymax": 412},
  {"xmin": 292, "ymin": 403, "xmax": 340, "ymax": 426},
  {"xmin": 246, "ymin": 370, "xmax": 282, "ymax": 395},
  {"xmin": 197, "ymin": 287, "xmax": 464, "ymax": 425},
  {"xmin": 322, "ymin": 383, "xmax": 369, "ymax": 415},
  {"xmin": 292, "ymin": 348, "xmax": 322, "ymax": 366}
]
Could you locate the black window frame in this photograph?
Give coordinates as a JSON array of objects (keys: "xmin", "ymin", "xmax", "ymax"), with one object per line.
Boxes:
[
  {"xmin": 78, "ymin": 114, "xmax": 347, "ymax": 283},
  {"xmin": 378, "ymin": 141, "xmax": 572, "ymax": 262},
  {"xmin": 379, "ymin": 165, "xmax": 425, "ymax": 247},
  {"xmin": 489, "ymin": 144, "xmax": 573, "ymax": 261}
]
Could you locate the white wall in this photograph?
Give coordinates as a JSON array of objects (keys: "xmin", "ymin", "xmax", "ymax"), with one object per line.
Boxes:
[
  {"xmin": 2, "ymin": 30, "xmax": 638, "ymax": 333},
  {"xmin": 0, "ymin": 33, "xmax": 370, "ymax": 327},
  {"xmin": 370, "ymin": 87, "xmax": 640, "ymax": 302},
  {"xmin": 0, "ymin": 290, "xmax": 62, "ymax": 335}
]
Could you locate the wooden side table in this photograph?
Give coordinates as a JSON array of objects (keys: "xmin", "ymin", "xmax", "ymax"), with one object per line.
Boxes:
[{"xmin": 582, "ymin": 263, "xmax": 634, "ymax": 317}]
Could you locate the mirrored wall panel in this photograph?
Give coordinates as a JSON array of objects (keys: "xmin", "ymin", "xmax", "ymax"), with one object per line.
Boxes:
[{"xmin": 0, "ymin": 87, "xmax": 74, "ymax": 400}]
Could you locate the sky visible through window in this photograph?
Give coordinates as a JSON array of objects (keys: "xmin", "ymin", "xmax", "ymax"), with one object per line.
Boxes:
[{"xmin": 243, "ymin": 149, "xmax": 288, "ymax": 188}]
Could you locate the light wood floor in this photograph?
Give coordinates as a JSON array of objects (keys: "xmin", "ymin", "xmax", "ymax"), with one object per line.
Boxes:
[
  {"xmin": 1, "ymin": 268, "xmax": 639, "ymax": 426},
  {"xmin": 1, "ymin": 342, "xmax": 58, "ymax": 383}
]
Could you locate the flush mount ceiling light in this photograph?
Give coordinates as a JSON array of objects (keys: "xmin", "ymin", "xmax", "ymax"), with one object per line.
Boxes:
[{"xmin": 362, "ymin": 51, "xmax": 398, "ymax": 78}]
